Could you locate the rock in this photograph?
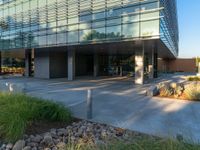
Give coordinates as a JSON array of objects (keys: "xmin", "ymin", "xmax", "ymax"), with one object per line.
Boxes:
[
  {"xmin": 57, "ymin": 128, "xmax": 67, "ymax": 136},
  {"xmin": 22, "ymin": 146, "xmax": 31, "ymax": 150},
  {"xmin": 170, "ymin": 82, "xmax": 178, "ymax": 89},
  {"xmin": 31, "ymin": 147, "xmax": 37, "ymax": 150},
  {"xmin": 50, "ymin": 130, "xmax": 58, "ymax": 138},
  {"xmin": 56, "ymin": 142, "xmax": 66, "ymax": 149},
  {"xmin": 53, "ymin": 139, "xmax": 60, "ymax": 145},
  {"xmin": 43, "ymin": 133, "xmax": 53, "ymax": 145},
  {"xmin": 6, "ymin": 143, "xmax": 13, "ymax": 149},
  {"xmin": 31, "ymin": 135, "xmax": 43, "ymax": 143},
  {"xmin": 12, "ymin": 140, "xmax": 25, "ymax": 150},
  {"xmin": 27, "ymin": 142, "xmax": 39, "ymax": 147},
  {"xmin": 146, "ymin": 85, "xmax": 159, "ymax": 97},
  {"xmin": 1, "ymin": 144, "xmax": 6, "ymax": 149},
  {"xmin": 101, "ymin": 130, "xmax": 107, "ymax": 137},
  {"xmin": 52, "ymin": 147, "xmax": 58, "ymax": 150}
]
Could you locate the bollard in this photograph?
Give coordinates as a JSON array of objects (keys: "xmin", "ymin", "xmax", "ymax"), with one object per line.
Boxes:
[{"xmin": 87, "ymin": 89, "xmax": 93, "ymax": 119}]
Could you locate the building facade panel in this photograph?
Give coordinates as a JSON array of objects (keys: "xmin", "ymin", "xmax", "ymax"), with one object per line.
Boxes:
[{"xmin": 0, "ymin": 0, "xmax": 162, "ymax": 50}]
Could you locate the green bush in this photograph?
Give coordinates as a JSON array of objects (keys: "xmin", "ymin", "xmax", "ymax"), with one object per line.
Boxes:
[{"xmin": 0, "ymin": 92, "xmax": 72, "ymax": 142}]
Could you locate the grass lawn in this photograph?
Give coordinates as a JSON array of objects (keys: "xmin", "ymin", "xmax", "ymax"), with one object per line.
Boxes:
[{"xmin": 0, "ymin": 92, "xmax": 72, "ymax": 142}]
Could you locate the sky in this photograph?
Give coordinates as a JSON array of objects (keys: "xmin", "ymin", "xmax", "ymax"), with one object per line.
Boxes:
[{"xmin": 177, "ymin": 0, "xmax": 200, "ymax": 58}]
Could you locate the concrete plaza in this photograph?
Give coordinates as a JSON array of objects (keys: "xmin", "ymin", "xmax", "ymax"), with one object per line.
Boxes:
[{"xmin": 0, "ymin": 74, "xmax": 199, "ymax": 142}]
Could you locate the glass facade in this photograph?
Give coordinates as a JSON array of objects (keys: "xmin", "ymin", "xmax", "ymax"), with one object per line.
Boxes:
[
  {"xmin": 0, "ymin": 0, "xmax": 178, "ymax": 57},
  {"xmin": 0, "ymin": 0, "xmax": 160, "ymax": 49},
  {"xmin": 160, "ymin": 0, "xmax": 179, "ymax": 57}
]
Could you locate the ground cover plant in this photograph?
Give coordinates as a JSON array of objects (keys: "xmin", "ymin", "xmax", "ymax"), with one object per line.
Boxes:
[{"xmin": 0, "ymin": 92, "xmax": 72, "ymax": 142}]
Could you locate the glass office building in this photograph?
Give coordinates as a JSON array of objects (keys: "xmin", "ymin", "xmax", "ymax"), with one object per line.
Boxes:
[{"xmin": 0, "ymin": 0, "xmax": 178, "ymax": 84}]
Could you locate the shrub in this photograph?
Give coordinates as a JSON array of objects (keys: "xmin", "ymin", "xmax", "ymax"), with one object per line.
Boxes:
[
  {"xmin": 0, "ymin": 92, "xmax": 72, "ymax": 142},
  {"xmin": 188, "ymin": 76, "xmax": 200, "ymax": 81},
  {"xmin": 183, "ymin": 84, "xmax": 200, "ymax": 101}
]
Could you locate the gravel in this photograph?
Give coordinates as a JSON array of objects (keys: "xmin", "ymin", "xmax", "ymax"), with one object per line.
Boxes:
[{"xmin": 0, "ymin": 120, "xmax": 144, "ymax": 150}]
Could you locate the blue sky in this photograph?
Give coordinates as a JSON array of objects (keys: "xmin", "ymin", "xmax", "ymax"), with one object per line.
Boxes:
[{"xmin": 177, "ymin": 0, "xmax": 200, "ymax": 58}]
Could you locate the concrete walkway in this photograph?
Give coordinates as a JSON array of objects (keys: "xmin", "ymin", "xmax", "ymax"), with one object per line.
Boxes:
[{"xmin": 0, "ymin": 74, "xmax": 200, "ymax": 142}]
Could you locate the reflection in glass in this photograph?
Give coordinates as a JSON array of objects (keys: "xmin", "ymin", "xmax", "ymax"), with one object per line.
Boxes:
[
  {"xmin": 92, "ymin": 27, "xmax": 106, "ymax": 41},
  {"xmin": 122, "ymin": 23, "xmax": 139, "ymax": 38},
  {"xmin": 79, "ymin": 29, "xmax": 92, "ymax": 42},
  {"xmin": 106, "ymin": 25, "xmax": 121, "ymax": 39},
  {"xmin": 68, "ymin": 31, "xmax": 78, "ymax": 43},
  {"xmin": 57, "ymin": 32, "xmax": 67, "ymax": 44},
  {"xmin": 141, "ymin": 20, "xmax": 159, "ymax": 37}
]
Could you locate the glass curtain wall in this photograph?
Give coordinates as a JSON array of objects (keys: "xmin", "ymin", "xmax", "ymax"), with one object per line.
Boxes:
[
  {"xmin": 160, "ymin": 0, "xmax": 179, "ymax": 57},
  {"xmin": 0, "ymin": 0, "xmax": 160, "ymax": 50}
]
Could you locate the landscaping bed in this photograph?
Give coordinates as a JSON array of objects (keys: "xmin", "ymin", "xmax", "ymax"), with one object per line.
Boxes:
[
  {"xmin": 0, "ymin": 92, "xmax": 200, "ymax": 150},
  {"xmin": 1, "ymin": 120, "xmax": 200, "ymax": 150}
]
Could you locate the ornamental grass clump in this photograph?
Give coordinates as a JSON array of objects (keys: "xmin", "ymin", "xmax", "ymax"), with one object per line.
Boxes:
[
  {"xmin": 188, "ymin": 76, "xmax": 200, "ymax": 82},
  {"xmin": 158, "ymin": 82, "xmax": 185, "ymax": 99},
  {"xmin": 158, "ymin": 83, "xmax": 174, "ymax": 97},
  {"xmin": 183, "ymin": 83, "xmax": 200, "ymax": 101},
  {"xmin": 65, "ymin": 137, "xmax": 200, "ymax": 150},
  {"xmin": 0, "ymin": 92, "xmax": 72, "ymax": 142}
]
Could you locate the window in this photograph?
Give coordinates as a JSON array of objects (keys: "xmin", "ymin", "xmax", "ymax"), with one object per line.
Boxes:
[
  {"xmin": 79, "ymin": 29, "xmax": 92, "ymax": 42},
  {"xmin": 92, "ymin": 27, "xmax": 106, "ymax": 40},
  {"xmin": 57, "ymin": 32, "xmax": 67, "ymax": 44},
  {"xmin": 140, "ymin": 20, "xmax": 159, "ymax": 37},
  {"xmin": 106, "ymin": 25, "xmax": 121, "ymax": 39},
  {"xmin": 68, "ymin": 31, "xmax": 78, "ymax": 43},
  {"xmin": 122, "ymin": 23, "xmax": 139, "ymax": 38}
]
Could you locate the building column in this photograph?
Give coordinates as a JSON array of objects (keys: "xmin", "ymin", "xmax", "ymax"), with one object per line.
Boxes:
[
  {"xmin": 25, "ymin": 49, "xmax": 31, "ymax": 77},
  {"xmin": 135, "ymin": 42, "xmax": 145, "ymax": 84},
  {"xmin": 94, "ymin": 54, "xmax": 99, "ymax": 77},
  {"xmin": 148, "ymin": 49, "xmax": 154, "ymax": 79},
  {"xmin": 68, "ymin": 48, "xmax": 75, "ymax": 81},
  {"xmin": 154, "ymin": 53, "xmax": 158, "ymax": 78},
  {"xmin": 34, "ymin": 49, "xmax": 51, "ymax": 79}
]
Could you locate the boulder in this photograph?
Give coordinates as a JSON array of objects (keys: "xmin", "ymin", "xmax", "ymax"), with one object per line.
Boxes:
[
  {"xmin": 146, "ymin": 85, "xmax": 159, "ymax": 97},
  {"xmin": 42, "ymin": 133, "xmax": 53, "ymax": 146},
  {"xmin": 22, "ymin": 146, "xmax": 31, "ymax": 150},
  {"xmin": 12, "ymin": 140, "xmax": 25, "ymax": 150}
]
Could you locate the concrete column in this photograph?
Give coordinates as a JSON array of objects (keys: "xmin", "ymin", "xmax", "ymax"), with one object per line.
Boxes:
[
  {"xmin": 154, "ymin": 53, "xmax": 158, "ymax": 78},
  {"xmin": 25, "ymin": 49, "xmax": 31, "ymax": 77},
  {"xmin": 120, "ymin": 66, "xmax": 123, "ymax": 77},
  {"xmin": 34, "ymin": 49, "xmax": 50, "ymax": 79},
  {"xmin": 68, "ymin": 48, "xmax": 75, "ymax": 81},
  {"xmin": 94, "ymin": 54, "xmax": 99, "ymax": 77},
  {"xmin": 135, "ymin": 46, "xmax": 144, "ymax": 85},
  {"xmin": 148, "ymin": 49, "xmax": 154, "ymax": 79}
]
